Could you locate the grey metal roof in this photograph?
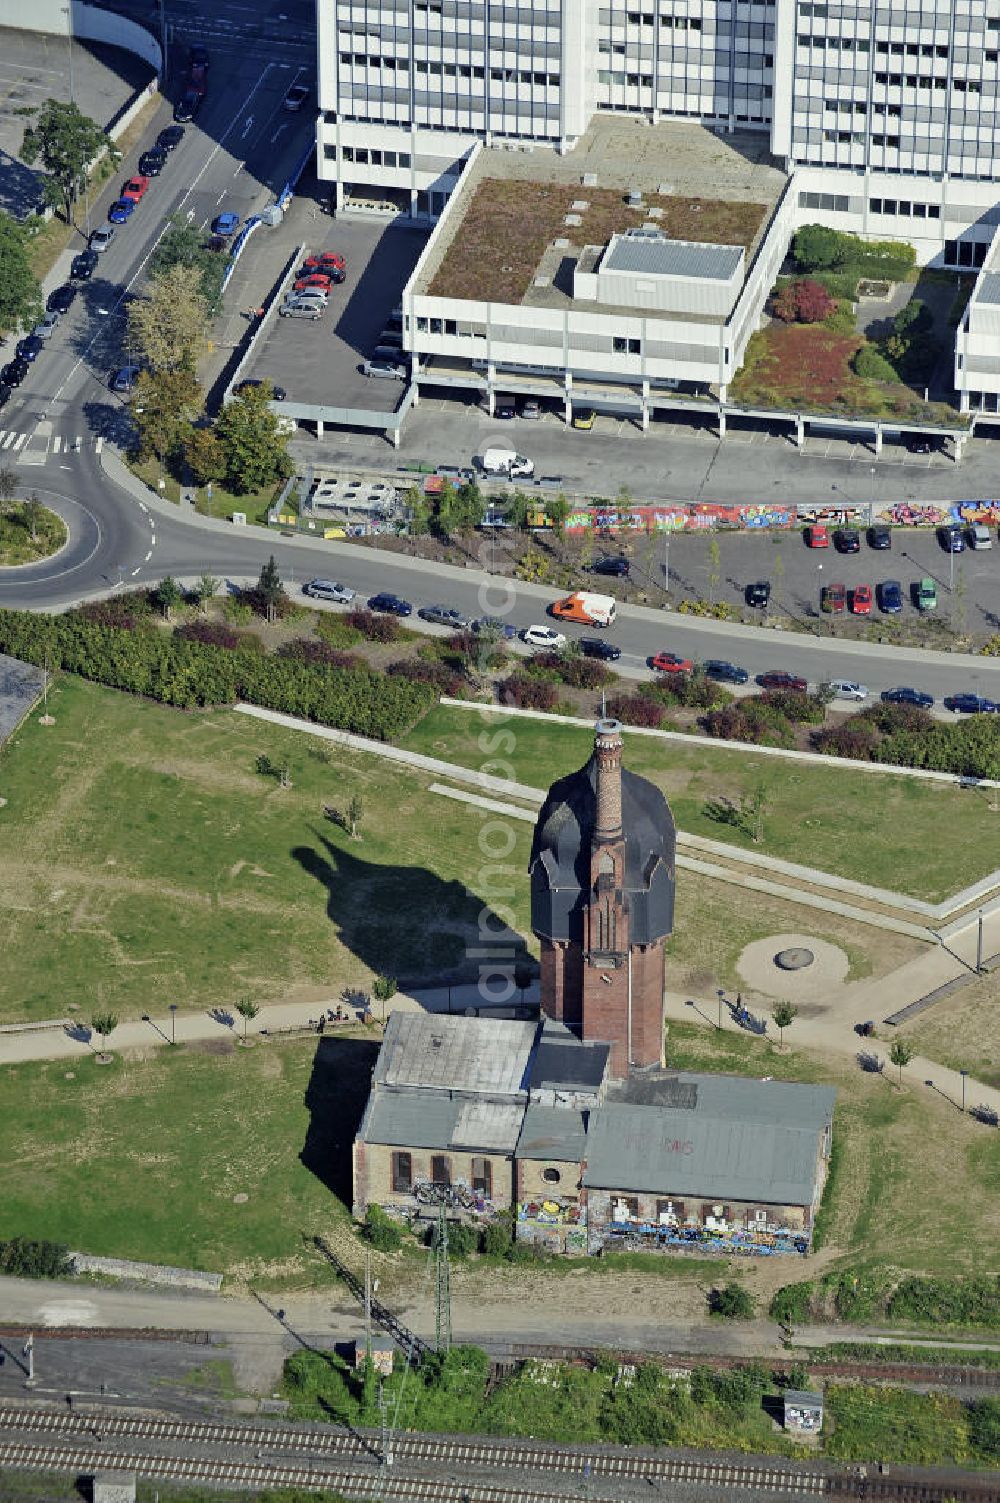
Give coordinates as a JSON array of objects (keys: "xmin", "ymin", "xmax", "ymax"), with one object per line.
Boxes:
[
  {"xmin": 516, "ymin": 1103, "xmax": 589, "ymax": 1162},
  {"xmin": 363, "ymin": 1087, "xmax": 523, "ymax": 1152},
  {"xmin": 375, "ymin": 1012, "xmax": 537, "ymax": 1095},
  {"xmin": 978, "ymin": 271, "xmax": 1000, "ymax": 305},
  {"xmin": 530, "ymin": 1019, "xmax": 609, "ymax": 1092},
  {"xmin": 603, "ymin": 231, "xmax": 743, "ymax": 282},
  {"xmin": 615, "ymin": 1072, "xmax": 836, "ymax": 1130},
  {"xmin": 784, "ymin": 1390, "xmax": 823, "ymax": 1407}
]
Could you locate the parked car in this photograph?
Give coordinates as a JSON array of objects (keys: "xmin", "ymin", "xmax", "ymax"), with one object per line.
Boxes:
[
  {"xmin": 110, "ymin": 365, "xmax": 142, "ymax": 393},
  {"xmin": 435, "ymin": 465, "xmax": 476, "ymax": 484},
  {"xmin": 367, "ymin": 592, "xmax": 412, "ymax": 617},
  {"xmin": 293, "ymin": 273, "xmax": 335, "ymax": 294},
  {"xmin": 16, "ymin": 335, "xmax": 43, "ymax": 363},
  {"xmin": 90, "ymin": 225, "xmax": 116, "ymax": 252},
  {"xmin": 189, "ymin": 58, "xmax": 208, "ymax": 92},
  {"xmin": 302, "ymin": 251, "xmax": 346, "ymax": 273},
  {"xmin": 580, "ymin": 637, "xmax": 622, "ymax": 661},
  {"xmin": 968, "ymin": 524, "xmax": 993, "ymax": 550},
  {"xmin": 121, "ymin": 174, "xmax": 150, "ymax": 203},
  {"xmin": 377, "ymin": 330, "xmax": 404, "ymax": 350},
  {"xmin": 938, "ymin": 523, "xmax": 965, "ymax": 553},
  {"xmin": 188, "ymin": 43, "xmax": 209, "ymax": 67},
  {"xmin": 362, "ymin": 359, "xmax": 405, "ymax": 379},
  {"xmin": 820, "ymin": 581, "xmax": 846, "ymax": 614},
  {"xmin": 108, "ymin": 198, "xmax": 135, "ymax": 223},
  {"xmin": 881, "ymin": 686, "xmax": 934, "ymax": 708},
  {"xmin": 915, "ymin": 577, "xmax": 938, "ymax": 612},
  {"xmin": 494, "ymin": 399, "xmax": 516, "ymax": 420},
  {"xmin": 47, "ymin": 285, "xmax": 76, "ymax": 316},
  {"xmin": 1, "ymin": 359, "xmax": 29, "ymax": 387},
  {"xmin": 877, "ymin": 579, "xmax": 903, "ymax": 614},
  {"xmin": 944, "ymin": 693, "xmax": 998, "ymax": 714},
  {"xmin": 31, "ymin": 310, "xmax": 61, "ymax": 341},
  {"xmin": 283, "ymin": 80, "xmax": 310, "ymax": 111},
  {"xmin": 138, "ymin": 148, "xmax": 167, "ymax": 178},
  {"xmin": 867, "ymin": 525, "xmax": 892, "ymax": 550},
  {"xmin": 234, "ymin": 378, "xmax": 288, "ymax": 402},
  {"xmin": 284, "ymin": 288, "xmax": 328, "ymax": 306},
  {"xmin": 418, "ymin": 604, "xmax": 471, "ymax": 629},
  {"xmin": 174, "ymin": 89, "xmax": 201, "ymax": 122},
  {"xmin": 826, "ymin": 680, "xmax": 868, "ymax": 702},
  {"xmin": 834, "ymin": 527, "xmax": 861, "ymax": 554},
  {"xmin": 850, "ymin": 583, "xmax": 873, "ymax": 616},
  {"xmin": 523, "ymin": 625, "xmax": 567, "ymax": 650},
  {"xmin": 211, "ymin": 211, "xmax": 240, "ymax": 236},
  {"xmin": 650, "ymin": 651, "xmax": 694, "ymax": 675},
  {"xmin": 71, "ymin": 248, "xmax": 99, "ymax": 279},
  {"xmin": 804, "ymin": 525, "xmax": 829, "ymax": 548},
  {"xmin": 758, "ymin": 670, "xmax": 807, "ymax": 692},
  {"xmin": 591, "ymin": 555, "xmax": 630, "ymax": 578},
  {"xmin": 471, "ymin": 616, "xmax": 517, "ymax": 640},
  {"xmin": 520, "ymin": 399, "xmax": 541, "ymax": 419},
  {"xmin": 745, "ymin": 580, "xmax": 771, "ymax": 608},
  {"xmin": 157, "ymin": 124, "xmax": 184, "ymax": 151},
  {"xmin": 573, "ymin": 408, "xmax": 596, "ymax": 430},
  {"xmin": 304, "ymin": 579, "xmax": 355, "ymax": 603},
  {"xmin": 298, "ymin": 264, "xmax": 343, "ymax": 286},
  {"xmin": 279, "ymin": 301, "xmax": 323, "ymax": 320},
  {"xmin": 0, "ymin": 383, "xmax": 11, "ymax": 408},
  {"xmin": 704, "ymin": 659, "xmax": 748, "ymax": 685},
  {"xmin": 905, "ymin": 435, "xmax": 939, "ymax": 455}
]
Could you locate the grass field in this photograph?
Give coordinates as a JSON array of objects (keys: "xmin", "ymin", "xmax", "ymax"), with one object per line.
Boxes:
[
  {"xmin": 400, "ymin": 703, "xmax": 993, "ymax": 902},
  {"xmin": 0, "ymin": 676, "xmax": 922, "ymax": 1026}
]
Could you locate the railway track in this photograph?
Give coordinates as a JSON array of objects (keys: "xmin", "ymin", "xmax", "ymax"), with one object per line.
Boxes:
[{"xmin": 1, "ymin": 1404, "xmax": 998, "ymax": 1502}]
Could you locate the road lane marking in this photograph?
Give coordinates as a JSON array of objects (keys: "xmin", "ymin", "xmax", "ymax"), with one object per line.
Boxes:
[
  {"xmin": 11, "ymin": 434, "xmax": 27, "ymax": 450},
  {"xmin": 95, "ymin": 437, "xmax": 104, "ymax": 453},
  {"xmin": 144, "ymin": 549, "xmax": 153, "ymax": 561},
  {"xmin": 138, "ymin": 500, "xmax": 148, "ymax": 513}
]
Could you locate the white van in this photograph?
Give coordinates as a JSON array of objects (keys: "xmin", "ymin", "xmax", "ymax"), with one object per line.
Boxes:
[
  {"xmin": 968, "ymin": 523, "xmax": 993, "ymax": 550},
  {"xmin": 480, "ymin": 447, "xmax": 534, "ymax": 478}
]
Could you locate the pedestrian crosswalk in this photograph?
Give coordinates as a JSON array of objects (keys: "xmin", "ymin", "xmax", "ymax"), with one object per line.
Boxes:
[{"xmin": 0, "ymin": 431, "xmax": 104, "ymax": 456}]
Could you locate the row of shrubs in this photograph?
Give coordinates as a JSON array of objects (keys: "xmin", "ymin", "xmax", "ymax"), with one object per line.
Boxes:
[
  {"xmin": 0, "ymin": 607, "xmax": 433, "ymax": 741},
  {"xmin": 772, "ymin": 1270, "xmax": 1000, "ymax": 1330},
  {"xmin": 0, "ymin": 1237, "xmax": 72, "ymax": 1279}
]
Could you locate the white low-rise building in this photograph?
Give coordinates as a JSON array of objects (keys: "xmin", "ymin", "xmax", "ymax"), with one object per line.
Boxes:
[{"xmin": 954, "ymin": 229, "xmax": 1000, "ymax": 420}]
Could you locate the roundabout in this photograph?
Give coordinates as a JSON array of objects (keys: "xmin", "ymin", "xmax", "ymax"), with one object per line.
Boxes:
[{"xmin": 0, "ymin": 498, "xmax": 68, "ymax": 568}]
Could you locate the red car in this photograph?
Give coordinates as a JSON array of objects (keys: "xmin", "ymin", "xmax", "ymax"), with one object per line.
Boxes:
[
  {"xmin": 850, "ymin": 583, "xmax": 873, "ymax": 616},
  {"xmin": 821, "ymin": 581, "xmax": 846, "ymax": 614},
  {"xmin": 302, "ymin": 251, "xmax": 346, "ymax": 272},
  {"xmin": 758, "ymin": 670, "xmax": 808, "ymax": 692},
  {"xmin": 293, "ymin": 273, "xmax": 335, "ymax": 293},
  {"xmin": 189, "ymin": 60, "xmax": 208, "ymax": 93},
  {"xmin": 805, "ymin": 525, "xmax": 829, "ymax": 548},
  {"xmin": 650, "ymin": 651, "xmax": 693, "ymax": 674},
  {"xmin": 121, "ymin": 174, "xmax": 150, "ymax": 203}
]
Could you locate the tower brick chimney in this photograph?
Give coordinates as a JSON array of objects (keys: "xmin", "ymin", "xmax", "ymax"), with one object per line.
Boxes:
[{"xmin": 593, "ymin": 718, "xmax": 623, "ymax": 845}]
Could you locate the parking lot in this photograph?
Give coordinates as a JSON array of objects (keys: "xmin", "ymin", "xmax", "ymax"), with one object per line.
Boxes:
[{"xmin": 241, "ymin": 216, "xmax": 427, "ymax": 417}]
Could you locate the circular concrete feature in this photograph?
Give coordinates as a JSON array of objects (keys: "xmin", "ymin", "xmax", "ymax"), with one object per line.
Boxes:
[
  {"xmin": 776, "ymin": 947, "xmax": 815, "ymax": 971},
  {"xmin": 737, "ymin": 932, "xmax": 850, "ymax": 1008}
]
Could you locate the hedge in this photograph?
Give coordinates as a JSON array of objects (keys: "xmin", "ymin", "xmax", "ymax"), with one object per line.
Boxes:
[{"xmin": 0, "ymin": 607, "xmax": 433, "ymax": 741}]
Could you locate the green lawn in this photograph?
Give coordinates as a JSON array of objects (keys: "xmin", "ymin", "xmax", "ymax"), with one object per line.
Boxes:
[
  {"xmin": 401, "ymin": 703, "xmax": 990, "ymax": 902},
  {"xmin": 0, "ymin": 502, "xmax": 66, "ymax": 566}
]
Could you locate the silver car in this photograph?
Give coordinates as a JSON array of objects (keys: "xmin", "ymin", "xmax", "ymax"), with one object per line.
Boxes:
[
  {"xmin": 304, "ymin": 579, "xmax": 356, "ymax": 603},
  {"xmin": 32, "ymin": 311, "xmax": 61, "ymax": 341},
  {"xmin": 90, "ymin": 225, "xmax": 115, "ymax": 252},
  {"xmin": 362, "ymin": 359, "xmax": 404, "ymax": 380},
  {"xmin": 279, "ymin": 302, "xmax": 323, "ymax": 319}
]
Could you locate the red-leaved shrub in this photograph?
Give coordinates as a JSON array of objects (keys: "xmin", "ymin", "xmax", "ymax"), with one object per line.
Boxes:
[
  {"xmin": 176, "ymin": 619, "xmax": 263, "ymax": 653},
  {"xmin": 605, "ymin": 692, "xmax": 665, "ymax": 729},
  {"xmin": 500, "ymin": 674, "xmax": 559, "ymax": 710},
  {"xmin": 277, "ymin": 638, "xmax": 359, "ymax": 670},
  {"xmin": 346, "ymin": 608, "xmax": 402, "ymax": 643}
]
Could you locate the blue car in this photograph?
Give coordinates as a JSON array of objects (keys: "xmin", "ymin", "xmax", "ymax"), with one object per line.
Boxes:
[
  {"xmin": 16, "ymin": 334, "xmax": 44, "ymax": 363},
  {"xmin": 367, "ymin": 592, "xmax": 412, "ymax": 617},
  {"xmin": 704, "ymin": 659, "xmax": 749, "ymax": 685},
  {"xmin": 211, "ymin": 211, "xmax": 240, "ymax": 236},
  {"xmin": 881, "ymin": 687, "xmax": 934, "ymax": 709},
  {"xmin": 944, "ymin": 693, "xmax": 998, "ymax": 714},
  {"xmin": 877, "ymin": 579, "xmax": 903, "ymax": 614},
  {"xmin": 108, "ymin": 198, "xmax": 135, "ymax": 223}
]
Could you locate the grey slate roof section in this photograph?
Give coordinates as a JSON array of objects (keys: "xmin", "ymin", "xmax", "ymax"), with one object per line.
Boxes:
[
  {"xmin": 375, "ymin": 1012, "xmax": 537, "ymax": 1095},
  {"xmin": 530, "ymin": 1021, "xmax": 609, "ymax": 1091},
  {"xmin": 978, "ymin": 271, "xmax": 1000, "ymax": 305},
  {"xmin": 363, "ymin": 1088, "xmax": 523, "ymax": 1152},
  {"xmin": 784, "ymin": 1390, "xmax": 823, "ymax": 1407},
  {"xmin": 604, "ymin": 232, "xmax": 743, "ymax": 282},
  {"xmin": 530, "ymin": 754, "xmax": 676, "ymax": 946},
  {"xmin": 582, "ymin": 1097, "xmax": 829, "ymax": 1205},
  {"xmin": 613, "ymin": 1071, "xmax": 836, "ymax": 1129},
  {"xmin": 517, "ymin": 1103, "xmax": 589, "ymax": 1162}
]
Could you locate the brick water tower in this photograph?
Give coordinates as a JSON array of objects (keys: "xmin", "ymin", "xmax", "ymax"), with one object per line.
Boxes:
[{"xmin": 529, "ymin": 718, "xmax": 676, "ymax": 1077}]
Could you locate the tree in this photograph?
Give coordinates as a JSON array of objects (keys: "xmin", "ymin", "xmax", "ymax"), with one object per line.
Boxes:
[
  {"xmin": 889, "ymin": 1037, "xmax": 913, "ymax": 1085},
  {"xmin": 709, "ymin": 1282, "xmax": 755, "ymax": 1319},
  {"xmin": 893, "ymin": 299, "xmax": 933, "ymax": 338},
  {"xmin": 195, "ymin": 573, "xmax": 220, "ymax": 613},
  {"xmin": 792, "ymin": 223, "xmax": 844, "ymax": 272},
  {"xmin": 347, "ymin": 793, "xmax": 364, "ymax": 840},
  {"xmin": 90, "ymin": 1010, "xmax": 119, "ymax": 1061},
  {"xmin": 156, "ymin": 575, "xmax": 183, "ymax": 620},
  {"xmin": 235, "ymin": 997, "xmax": 260, "ymax": 1040},
  {"xmin": 852, "ymin": 344, "xmax": 900, "ymax": 383},
  {"xmin": 215, "ymin": 384, "xmax": 293, "ymax": 494},
  {"xmin": 182, "ymin": 427, "xmax": 227, "ymax": 490},
  {"xmin": 0, "ymin": 211, "xmax": 43, "ymax": 338},
  {"xmin": 707, "ymin": 534, "xmax": 721, "ymax": 604},
  {"xmin": 405, "ymin": 484, "xmax": 431, "ymax": 537},
  {"xmin": 371, "ymin": 975, "xmax": 397, "ymax": 1020},
  {"xmin": 128, "ymin": 264, "xmax": 207, "ymax": 373},
  {"xmin": 132, "ymin": 367, "xmax": 203, "ymax": 465},
  {"xmin": 772, "ymin": 1000, "xmax": 798, "ymax": 1046},
  {"xmin": 22, "ymin": 493, "xmax": 44, "ymax": 543},
  {"xmin": 0, "ymin": 466, "xmax": 17, "ymax": 516},
  {"xmin": 772, "ymin": 278, "xmax": 835, "ymax": 324},
  {"xmin": 257, "ymin": 555, "xmax": 283, "ymax": 623},
  {"xmin": 151, "ymin": 215, "xmax": 226, "ymax": 314},
  {"xmin": 21, "ymin": 100, "xmax": 109, "ymax": 223},
  {"xmin": 545, "ymin": 492, "xmax": 571, "ymax": 536},
  {"xmin": 431, "ymin": 479, "xmax": 457, "ymax": 537},
  {"xmin": 507, "ymin": 491, "xmax": 533, "ymax": 531},
  {"xmin": 739, "ymin": 781, "xmax": 768, "ymax": 844}
]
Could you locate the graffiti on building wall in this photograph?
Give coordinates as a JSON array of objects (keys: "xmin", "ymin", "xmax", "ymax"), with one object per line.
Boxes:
[
  {"xmin": 517, "ymin": 1197, "xmax": 584, "ymax": 1227},
  {"xmin": 603, "ymin": 1220, "xmax": 808, "ymax": 1256},
  {"xmin": 564, "ymin": 502, "xmax": 795, "ymax": 535}
]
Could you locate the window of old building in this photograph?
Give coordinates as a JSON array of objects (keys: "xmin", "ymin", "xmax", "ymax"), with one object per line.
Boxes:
[
  {"xmin": 542, "ymin": 1167, "xmax": 561, "ymax": 1184},
  {"xmin": 391, "ymin": 1151, "xmax": 412, "ymax": 1192},
  {"xmin": 431, "ymin": 1154, "xmax": 451, "ymax": 1186}
]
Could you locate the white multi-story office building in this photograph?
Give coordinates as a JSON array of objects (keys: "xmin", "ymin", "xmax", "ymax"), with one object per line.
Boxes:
[{"xmin": 318, "ymin": 1, "xmax": 1000, "ymax": 240}]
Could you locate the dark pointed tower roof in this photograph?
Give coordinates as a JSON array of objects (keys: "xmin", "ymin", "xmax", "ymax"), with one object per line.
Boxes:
[{"xmin": 529, "ymin": 719, "xmax": 676, "ymax": 946}]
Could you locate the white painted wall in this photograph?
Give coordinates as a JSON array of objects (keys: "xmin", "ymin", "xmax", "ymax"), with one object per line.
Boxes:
[{"xmin": 0, "ymin": 0, "xmax": 161, "ymax": 70}]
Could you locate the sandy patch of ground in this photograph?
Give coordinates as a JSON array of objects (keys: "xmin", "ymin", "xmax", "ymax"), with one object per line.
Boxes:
[{"xmin": 737, "ymin": 933, "xmax": 851, "ymax": 1012}]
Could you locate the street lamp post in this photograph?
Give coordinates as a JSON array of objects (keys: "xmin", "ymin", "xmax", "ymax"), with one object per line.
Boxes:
[
  {"xmin": 960, "ymin": 1069, "xmax": 969, "ymax": 1113},
  {"xmin": 717, "ymin": 989, "xmax": 724, "ymax": 1030},
  {"xmin": 816, "ymin": 562, "xmax": 824, "ymax": 634},
  {"xmin": 977, "ymin": 908, "xmax": 985, "ymax": 973},
  {"xmin": 169, "ymin": 1002, "xmax": 177, "ymax": 1044},
  {"xmin": 663, "ymin": 528, "xmax": 670, "ymax": 595}
]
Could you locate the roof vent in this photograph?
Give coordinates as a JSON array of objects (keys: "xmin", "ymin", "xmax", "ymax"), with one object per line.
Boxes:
[
  {"xmin": 646, "ymin": 207, "xmax": 663, "ymax": 219},
  {"xmin": 553, "ymin": 237, "xmax": 569, "ymax": 249},
  {"xmin": 582, "ymin": 172, "xmax": 597, "ymax": 187},
  {"xmin": 431, "ymin": 1036, "xmax": 443, "ymax": 1049},
  {"xmin": 564, "ymin": 214, "xmax": 581, "ymax": 226},
  {"xmin": 533, "ymin": 275, "xmax": 551, "ymax": 287},
  {"xmin": 658, "ymin": 182, "xmax": 673, "ymax": 195},
  {"xmin": 627, "ymin": 188, "xmax": 643, "ymax": 207},
  {"xmin": 571, "ymin": 199, "xmax": 589, "ymax": 211}
]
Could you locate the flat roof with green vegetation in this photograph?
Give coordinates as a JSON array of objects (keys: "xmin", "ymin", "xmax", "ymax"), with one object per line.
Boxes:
[{"xmin": 426, "ymin": 178, "xmax": 768, "ymax": 306}]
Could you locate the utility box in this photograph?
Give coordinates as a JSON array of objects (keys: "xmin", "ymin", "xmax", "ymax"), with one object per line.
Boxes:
[
  {"xmin": 783, "ymin": 1389, "xmax": 823, "ymax": 1434},
  {"xmin": 91, "ymin": 1473, "xmax": 137, "ymax": 1503},
  {"xmin": 353, "ymin": 1336, "xmax": 394, "ymax": 1375}
]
